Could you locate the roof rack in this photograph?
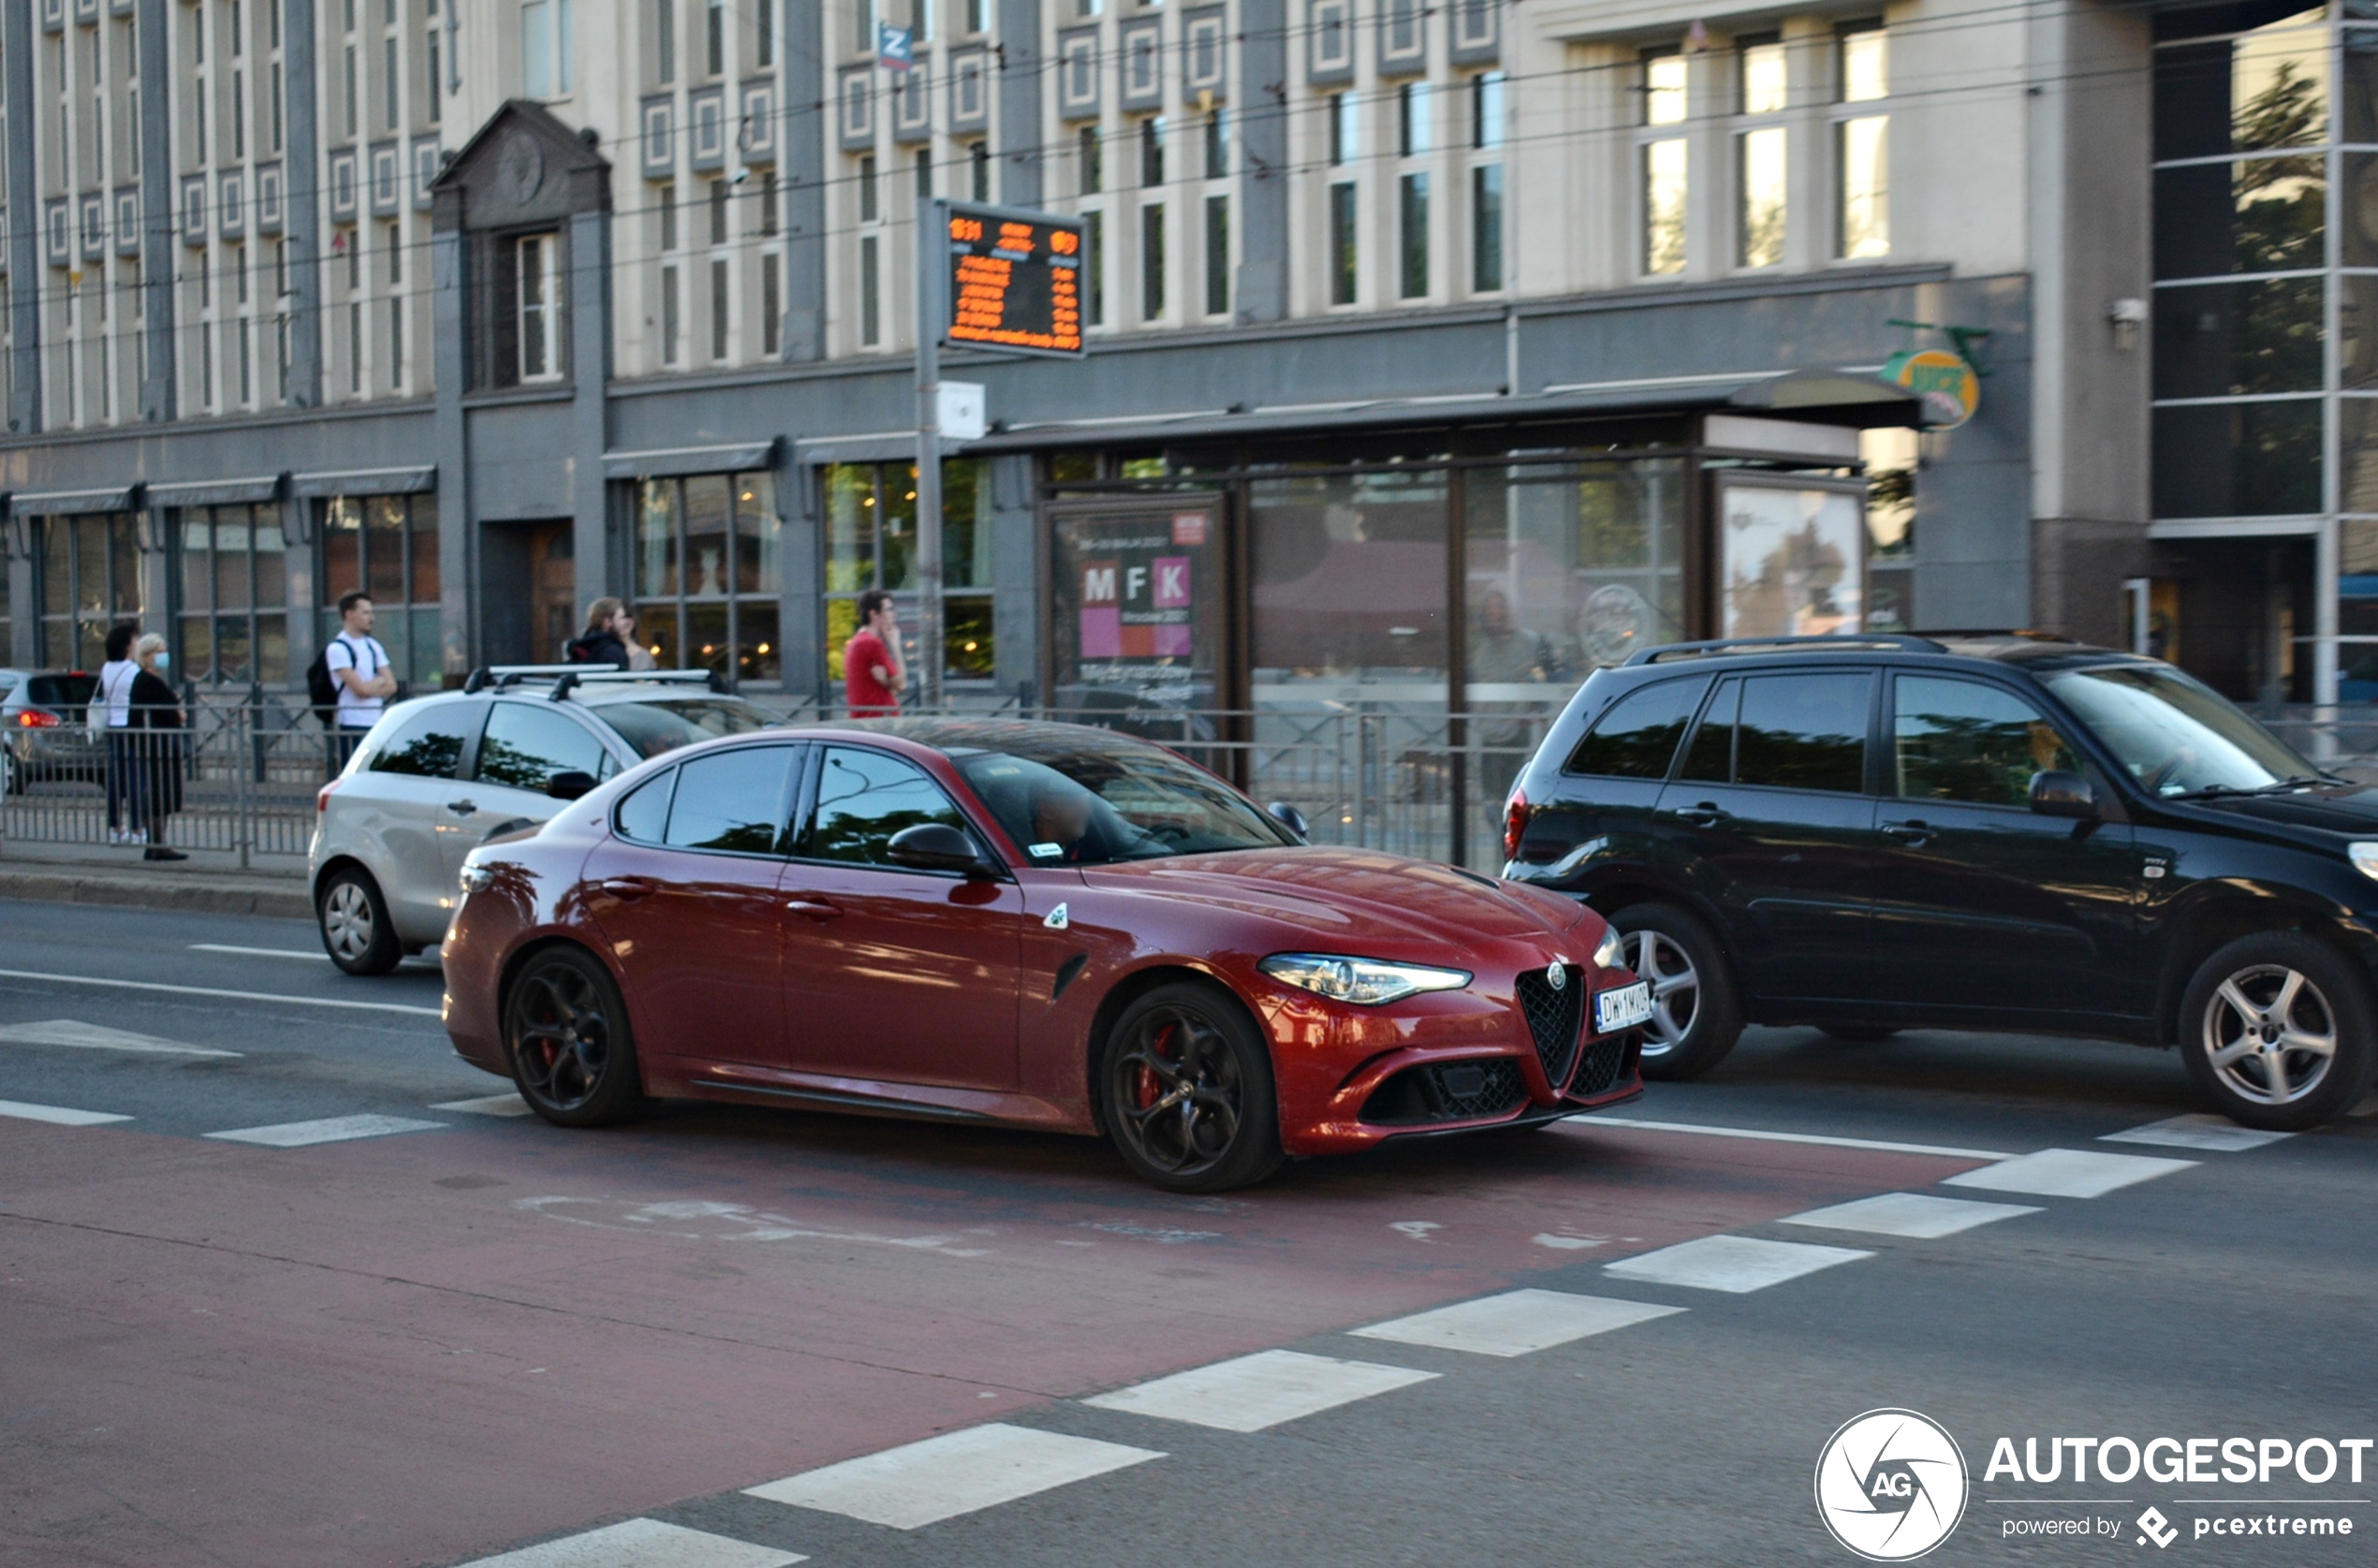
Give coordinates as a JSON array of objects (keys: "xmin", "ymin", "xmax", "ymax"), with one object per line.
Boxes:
[
  {"xmin": 1622, "ymin": 634, "xmax": 1946, "ymax": 667},
  {"xmin": 462, "ymin": 664, "xmax": 581, "ymax": 694},
  {"xmin": 1914, "ymin": 628, "xmax": 2070, "ymax": 642},
  {"xmin": 544, "ymin": 668, "xmax": 722, "ymax": 701}
]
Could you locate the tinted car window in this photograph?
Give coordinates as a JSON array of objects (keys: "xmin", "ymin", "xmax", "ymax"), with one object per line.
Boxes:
[
  {"xmin": 27, "ymin": 674, "xmax": 98, "ymax": 708},
  {"xmin": 1737, "ymin": 673, "xmax": 1869, "ymax": 792},
  {"xmin": 664, "ymin": 747, "xmax": 799, "ymax": 854},
  {"xmin": 368, "ymin": 701, "xmax": 482, "ymax": 780},
  {"xmin": 593, "ymin": 697, "xmax": 773, "ymax": 761},
  {"xmin": 476, "ymin": 703, "xmax": 613, "ymax": 791},
  {"xmin": 1895, "ymin": 677, "xmax": 2077, "ymax": 807},
  {"xmin": 1565, "ymin": 677, "xmax": 1708, "ymax": 778},
  {"xmin": 806, "ymin": 746, "xmax": 968, "ymax": 865},
  {"xmin": 1682, "ymin": 672, "xmax": 1870, "ymax": 792},
  {"xmin": 614, "ymin": 769, "xmax": 676, "ymax": 843}
]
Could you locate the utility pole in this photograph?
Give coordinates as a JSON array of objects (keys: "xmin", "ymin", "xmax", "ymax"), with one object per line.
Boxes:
[{"xmin": 913, "ymin": 196, "xmax": 947, "ymax": 710}]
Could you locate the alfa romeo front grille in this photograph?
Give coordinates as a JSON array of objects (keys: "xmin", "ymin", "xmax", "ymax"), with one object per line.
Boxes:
[
  {"xmin": 1359, "ymin": 1059, "xmax": 1529, "ymax": 1124},
  {"xmin": 1514, "ymin": 966, "xmax": 1585, "ymax": 1089},
  {"xmin": 1568, "ymin": 1032, "xmax": 1633, "ymax": 1099}
]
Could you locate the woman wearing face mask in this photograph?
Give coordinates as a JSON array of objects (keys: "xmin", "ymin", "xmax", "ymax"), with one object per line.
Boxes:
[{"xmin": 126, "ymin": 633, "xmax": 188, "ymax": 862}]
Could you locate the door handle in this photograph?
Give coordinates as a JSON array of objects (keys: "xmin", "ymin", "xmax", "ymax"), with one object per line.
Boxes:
[
  {"xmin": 446, "ymin": 799, "xmax": 477, "ymax": 816},
  {"xmin": 1667, "ymin": 804, "xmax": 1728, "ymax": 827},
  {"xmin": 785, "ymin": 898, "xmax": 843, "ymax": 921},
  {"xmin": 599, "ymin": 877, "xmax": 656, "ymax": 901},
  {"xmin": 1880, "ymin": 821, "xmax": 1934, "ymax": 843}
]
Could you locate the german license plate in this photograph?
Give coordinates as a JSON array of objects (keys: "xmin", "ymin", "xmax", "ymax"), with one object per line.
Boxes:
[{"xmin": 1593, "ymin": 981, "xmax": 1654, "ymax": 1033}]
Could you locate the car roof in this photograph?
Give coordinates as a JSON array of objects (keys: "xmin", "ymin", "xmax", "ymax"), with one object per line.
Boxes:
[
  {"xmin": 416, "ymin": 679, "xmax": 760, "ymax": 710},
  {"xmin": 798, "ymin": 715, "xmax": 1180, "ymax": 759},
  {"xmin": 1617, "ymin": 633, "xmax": 2151, "ymax": 680}
]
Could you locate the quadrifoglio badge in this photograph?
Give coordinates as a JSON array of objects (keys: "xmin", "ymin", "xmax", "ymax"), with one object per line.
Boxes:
[
  {"xmin": 1815, "ymin": 1409, "xmax": 1970, "ymax": 1561},
  {"xmin": 1816, "ymin": 1411, "xmax": 2371, "ymax": 1556}
]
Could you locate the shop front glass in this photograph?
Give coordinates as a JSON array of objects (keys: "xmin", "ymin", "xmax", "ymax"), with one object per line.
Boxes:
[
  {"xmin": 822, "ymin": 459, "xmax": 993, "ymax": 696},
  {"xmin": 634, "ymin": 471, "xmax": 782, "ymax": 687},
  {"xmin": 177, "ymin": 506, "xmax": 290, "ymax": 686},
  {"xmin": 36, "ymin": 514, "xmax": 143, "ymax": 670},
  {"xmin": 1048, "ymin": 496, "xmax": 1226, "ymax": 725},
  {"xmin": 320, "ymin": 494, "xmax": 442, "ymax": 687}
]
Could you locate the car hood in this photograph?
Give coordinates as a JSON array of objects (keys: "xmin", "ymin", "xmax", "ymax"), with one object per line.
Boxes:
[
  {"xmin": 2167, "ymin": 783, "xmax": 2378, "ymax": 837},
  {"xmin": 1080, "ymin": 846, "xmax": 1587, "ymax": 946}
]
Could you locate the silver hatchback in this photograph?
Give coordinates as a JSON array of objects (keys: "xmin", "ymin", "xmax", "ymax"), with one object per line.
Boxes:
[{"xmin": 307, "ymin": 668, "xmax": 774, "ymax": 973}]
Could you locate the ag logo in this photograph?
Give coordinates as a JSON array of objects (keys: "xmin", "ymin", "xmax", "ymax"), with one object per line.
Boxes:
[{"xmin": 1814, "ymin": 1409, "xmax": 1969, "ymax": 1561}]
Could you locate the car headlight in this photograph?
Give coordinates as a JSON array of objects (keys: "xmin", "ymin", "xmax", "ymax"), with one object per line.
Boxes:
[
  {"xmin": 2352, "ymin": 843, "xmax": 2378, "ymax": 883},
  {"xmin": 1593, "ymin": 924, "xmax": 1625, "ymax": 971},
  {"xmin": 1258, "ymin": 953, "xmax": 1473, "ymax": 1005}
]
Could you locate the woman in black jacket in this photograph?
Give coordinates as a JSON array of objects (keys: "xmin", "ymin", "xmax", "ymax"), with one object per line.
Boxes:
[{"xmin": 126, "ymin": 634, "xmax": 187, "ymax": 862}]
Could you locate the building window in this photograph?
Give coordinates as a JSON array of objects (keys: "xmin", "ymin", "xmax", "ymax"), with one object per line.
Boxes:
[
  {"xmin": 1471, "ymin": 163, "xmax": 1503, "ymax": 292},
  {"xmin": 709, "ymin": 178, "xmax": 728, "ymax": 244},
  {"xmin": 1203, "ymin": 109, "xmax": 1227, "ymax": 179},
  {"xmin": 1079, "ymin": 125, "xmax": 1103, "ymax": 195},
  {"xmin": 824, "ymin": 459, "xmax": 993, "ymax": 690},
  {"xmin": 1141, "ymin": 202, "xmax": 1167, "ymax": 318},
  {"xmin": 1140, "ymin": 116, "xmax": 1165, "ymax": 186},
  {"xmin": 756, "ymin": 0, "xmax": 775, "ymax": 66},
  {"xmin": 762, "ymin": 252, "xmax": 782, "ymax": 355},
  {"xmin": 1398, "ymin": 172, "xmax": 1429, "ymax": 298},
  {"xmin": 318, "ymin": 493, "xmax": 441, "ymax": 686},
  {"xmin": 1640, "ymin": 47, "xmax": 1689, "ymax": 276},
  {"xmin": 1735, "ymin": 35, "xmax": 1788, "ymax": 269},
  {"xmin": 662, "ymin": 263, "xmax": 683, "ymax": 363},
  {"xmin": 859, "ymin": 235, "xmax": 881, "ymax": 344},
  {"xmin": 1328, "ymin": 93, "xmax": 1356, "ymax": 166},
  {"xmin": 859, "ymin": 154, "xmax": 879, "ymax": 221},
  {"xmin": 915, "ymin": 147, "xmax": 932, "ymax": 198},
  {"xmin": 518, "ymin": 232, "xmax": 564, "ymax": 381},
  {"xmin": 706, "ymin": 0, "xmax": 727, "ymax": 76},
  {"xmin": 1328, "ymin": 181, "xmax": 1357, "ymax": 304},
  {"xmin": 635, "ymin": 472, "xmax": 782, "ymax": 686},
  {"xmin": 424, "ymin": 19, "xmax": 442, "ymax": 123},
  {"xmin": 711, "ymin": 256, "xmax": 730, "ymax": 359},
  {"xmin": 1471, "ymin": 71, "xmax": 1505, "ymax": 150},
  {"xmin": 1836, "ymin": 21, "xmax": 1888, "ymax": 258},
  {"xmin": 656, "ymin": 0, "xmax": 677, "ymax": 83},
  {"xmin": 34, "ymin": 514, "xmax": 144, "ymax": 669},
  {"xmin": 176, "ymin": 505, "xmax": 291, "ymax": 686},
  {"xmin": 521, "ymin": 0, "xmax": 574, "ymax": 98},
  {"xmin": 1204, "ymin": 195, "xmax": 1229, "ymax": 316},
  {"xmin": 1398, "ymin": 81, "xmax": 1431, "ymax": 158},
  {"xmin": 1082, "ymin": 209, "xmax": 1105, "ymax": 327},
  {"xmin": 970, "ymin": 139, "xmax": 991, "ymax": 201}
]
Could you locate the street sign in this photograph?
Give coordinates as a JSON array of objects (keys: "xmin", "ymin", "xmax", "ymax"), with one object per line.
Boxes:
[
  {"xmin": 939, "ymin": 201, "xmax": 1087, "ymax": 358},
  {"xmin": 937, "ymin": 381, "xmax": 986, "ymax": 442}
]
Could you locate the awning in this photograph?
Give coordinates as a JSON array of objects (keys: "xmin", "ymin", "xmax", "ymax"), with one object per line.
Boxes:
[
  {"xmin": 603, "ymin": 438, "xmax": 779, "ymax": 480},
  {"xmin": 289, "ymin": 464, "xmax": 437, "ymax": 498},
  {"xmin": 144, "ymin": 474, "xmax": 286, "ymax": 508},
  {"xmin": 8, "ymin": 485, "xmax": 139, "ymax": 517}
]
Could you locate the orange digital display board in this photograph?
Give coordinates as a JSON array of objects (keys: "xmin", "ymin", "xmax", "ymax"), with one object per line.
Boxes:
[{"xmin": 942, "ymin": 203, "xmax": 1086, "ymax": 357}]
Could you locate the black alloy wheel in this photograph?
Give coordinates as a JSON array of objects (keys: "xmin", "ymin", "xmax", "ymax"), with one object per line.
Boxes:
[
  {"xmin": 2179, "ymin": 932, "xmax": 2377, "ymax": 1131},
  {"xmin": 506, "ymin": 946, "xmax": 645, "ymax": 1127},
  {"xmin": 1101, "ymin": 982, "xmax": 1284, "ymax": 1193},
  {"xmin": 317, "ymin": 867, "xmax": 404, "ymax": 975},
  {"xmin": 1610, "ymin": 902, "xmax": 1744, "ymax": 1080}
]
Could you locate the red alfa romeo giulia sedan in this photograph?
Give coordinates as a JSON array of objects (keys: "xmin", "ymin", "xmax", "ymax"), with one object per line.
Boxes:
[{"xmin": 440, "ymin": 719, "xmax": 1651, "ymax": 1191}]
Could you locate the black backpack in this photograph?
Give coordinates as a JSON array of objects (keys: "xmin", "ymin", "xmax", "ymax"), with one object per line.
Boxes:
[{"xmin": 306, "ymin": 645, "xmax": 340, "ymax": 722}]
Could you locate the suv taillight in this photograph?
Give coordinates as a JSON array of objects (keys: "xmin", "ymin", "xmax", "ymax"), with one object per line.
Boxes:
[
  {"xmin": 316, "ymin": 778, "xmax": 343, "ymax": 813},
  {"xmin": 1503, "ymin": 787, "xmax": 1531, "ymax": 862}
]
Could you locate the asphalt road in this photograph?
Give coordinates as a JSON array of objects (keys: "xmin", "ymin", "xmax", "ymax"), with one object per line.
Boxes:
[{"xmin": 2, "ymin": 898, "xmax": 2373, "ymax": 1568}]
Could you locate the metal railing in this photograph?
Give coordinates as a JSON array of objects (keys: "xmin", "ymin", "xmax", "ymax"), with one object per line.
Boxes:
[{"xmin": 2, "ymin": 691, "xmax": 1563, "ymax": 871}]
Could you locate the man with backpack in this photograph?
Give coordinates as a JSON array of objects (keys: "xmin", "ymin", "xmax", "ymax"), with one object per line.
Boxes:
[{"xmin": 315, "ymin": 593, "xmax": 397, "ymax": 775}]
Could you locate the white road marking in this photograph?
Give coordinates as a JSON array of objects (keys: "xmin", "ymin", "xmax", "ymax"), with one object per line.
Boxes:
[
  {"xmin": 454, "ymin": 1517, "xmax": 803, "ymax": 1568},
  {"xmin": 204, "ymin": 1114, "xmax": 447, "ymax": 1148},
  {"xmin": 1943, "ymin": 1148, "xmax": 2195, "ymax": 1199},
  {"xmin": 1082, "ymin": 1349, "xmax": 1437, "ymax": 1432},
  {"xmin": 1350, "ymin": 1289, "xmax": 1683, "ymax": 1357},
  {"xmin": 433, "ymin": 1092, "xmax": 535, "ymax": 1117},
  {"xmin": 515, "ymin": 1196, "xmax": 991, "ymax": 1255},
  {"xmin": 1531, "ymin": 1233, "xmax": 1606, "ymax": 1251},
  {"xmin": 743, "ymin": 1423, "xmax": 1161, "ymax": 1530},
  {"xmin": 1605, "ymin": 1235, "xmax": 1872, "ymax": 1294},
  {"xmin": 0, "ymin": 1018, "xmax": 240, "ymax": 1057},
  {"xmin": 0, "ymin": 1098, "xmax": 132, "ymax": 1126},
  {"xmin": 2100, "ymin": 1114, "xmax": 2294, "ymax": 1153},
  {"xmin": 1569, "ymin": 1115, "xmax": 2015, "ymax": 1161},
  {"xmin": 1780, "ymin": 1192, "xmax": 2041, "ymax": 1239},
  {"xmin": 189, "ymin": 944, "xmax": 330, "ymax": 962},
  {"xmin": 0, "ymin": 968, "xmax": 442, "ymax": 1018}
]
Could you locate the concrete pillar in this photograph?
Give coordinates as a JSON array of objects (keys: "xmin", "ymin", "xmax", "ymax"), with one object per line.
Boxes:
[
  {"xmin": 282, "ymin": 0, "xmax": 325, "ymax": 406},
  {"xmin": 989, "ymin": 452, "xmax": 1039, "ymax": 702},
  {"xmin": 431, "ymin": 229, "xmax": 473, "ymax": 676},
  {"xmin": 568, "ymin": 209, "xmax": 612, "ymax": 603},
  {"xmin": 1237, "ymin": 0, "xmax": 1289, "ymax": 323},
  {"xmin": 997, "ymin": 0, "xmax": 1044, "ymax": 209},
  {"xmin": 782, "ymin": 0, "xmax": 828, "ymax": 361},
  {"xmin": 780, "ymin": 462, "xmax": 824, "ymax": 703},
  {"xmin": 4, "ymin": 0, "xmax": 41, "ymax": 432},
  {"xmin": 136, "ymin": 0, "xmax": 178, "ymax": 421}
]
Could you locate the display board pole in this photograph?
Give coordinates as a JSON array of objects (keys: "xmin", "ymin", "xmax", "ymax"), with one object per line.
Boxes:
[{"xmin": 913, "ymin": 197, "xmax": 947, "ymax": 711}]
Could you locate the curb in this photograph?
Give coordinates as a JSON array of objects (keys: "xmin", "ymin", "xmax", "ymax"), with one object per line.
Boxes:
[{"xmin": 0, "ymin": 867, "xmax": 313, "ymax": 920}]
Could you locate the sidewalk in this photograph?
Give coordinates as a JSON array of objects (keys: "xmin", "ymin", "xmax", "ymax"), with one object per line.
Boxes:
[{"xmin": 0, "ymin": 840, "xmax": 310, "ymax": 919}]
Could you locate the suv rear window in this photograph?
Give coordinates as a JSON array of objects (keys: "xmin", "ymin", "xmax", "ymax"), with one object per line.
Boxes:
[
  {"xmin": 1564, "ymin": 677, "xmax": 1707, "ymax": 778},
  {"xmin": 26, "ymin": 675, "xmax": 98, "ymax": 708}
]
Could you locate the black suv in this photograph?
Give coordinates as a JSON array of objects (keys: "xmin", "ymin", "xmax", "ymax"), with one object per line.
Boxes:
[{"xmin": 1501, "ymin": 633, "xmax": 2378, "ymax": 1130}]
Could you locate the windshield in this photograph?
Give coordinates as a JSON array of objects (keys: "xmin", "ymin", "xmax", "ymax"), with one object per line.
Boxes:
[
  {"xmin": 956, "ymin": 740, "xmax": 1296, "ymax": 865},
  {"xmin": 592, "ymin": 697, "xmax": 773, "ymax": 760},
  {"xmin": 2043, "ymin": 664, "xmax": 2318, "ymax": 797}
]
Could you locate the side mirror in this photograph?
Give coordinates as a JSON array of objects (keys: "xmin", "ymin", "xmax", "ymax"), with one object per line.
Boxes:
[
  {"xmin": 546, "ymin": 769, "xmax": 597, "ymax": 801},
  {"xmin": 887, "ymin": 822, "xmax": 999, "ymax": 878},
  {"xmin": 2030, "ymin": 769, "xmax": 2097, "ymax": 819},
  {"xmin": 1266, "ymin": 800, "xmax": 1311, "ymax": 841}
]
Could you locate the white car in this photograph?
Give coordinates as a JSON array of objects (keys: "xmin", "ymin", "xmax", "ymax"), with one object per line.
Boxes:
[{"xmin": 307, "ymin": 668, "xmax": 774, "ymax": 973}]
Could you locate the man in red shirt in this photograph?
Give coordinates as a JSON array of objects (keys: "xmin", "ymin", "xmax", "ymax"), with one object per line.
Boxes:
[{"xmin": 844, "ymin": 589, "xmax": 905, "ymax": 715}]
